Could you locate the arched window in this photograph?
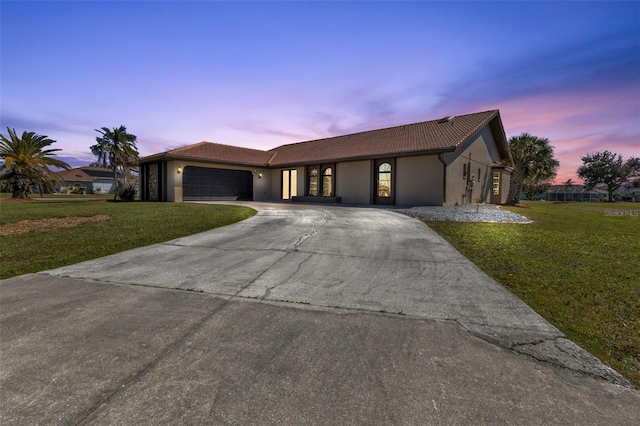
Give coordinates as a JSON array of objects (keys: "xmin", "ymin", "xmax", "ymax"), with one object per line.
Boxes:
[
  {"xmin": 322, "ymin": 167, "xmax": 332, "ymax": 197},
  {"xmin": 308, "ymin": 168, "xmax": 318, "ymax": 196},
  {"xmin": 377, "ymin": 162, "xmax": 391, "ymax": 197}
]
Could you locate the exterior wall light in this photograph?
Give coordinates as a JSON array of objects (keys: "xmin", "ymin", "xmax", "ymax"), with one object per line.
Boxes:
[
  {"xmin": 177, "ymin": 165, "xmax": 182, "ymax": 174},
  {"xmin": 258, "ymin": 172, "xmax": 263, "ymax": 179}
]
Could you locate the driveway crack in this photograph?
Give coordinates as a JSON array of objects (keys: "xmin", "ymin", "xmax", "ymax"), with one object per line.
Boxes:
[
  {"xmin": 261, "ymin": 252, "xmax": 314, "ymax": 299},
  {"xmin": 292, "ymin": 211, "xmax": 327, "ymax": 251}
]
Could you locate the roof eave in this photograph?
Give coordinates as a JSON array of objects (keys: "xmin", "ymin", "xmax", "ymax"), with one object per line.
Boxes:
[
  {"xmin": 269, "ymin": 147, "xmax": 457, "ymax": 168},
  {"xmin": 487, "ymin": 112, "xmax": 513, "ymax": 167},
  {"xmin": 138, "ymin": 153, "xmax": 269, "ymax": 168}
]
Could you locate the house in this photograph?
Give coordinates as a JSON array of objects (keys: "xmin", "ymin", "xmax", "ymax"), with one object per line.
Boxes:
[
  {"xmin": 538, "ymin": 185, "xmax": 607, "ymax": 202},
  {"xmin": 138, "ymin": 110, "xmax": 513, "ymax": 206},
  {"xmin": 56, "ymin": 166, "xmax": 115, "ymax": 194},
  {"xmin": 621, "ymin": 186, "xmax": 640, "ymax": 202},
  {"xmin": 80, "ymin": 166, "xmax": 118, "ymax": 193}
]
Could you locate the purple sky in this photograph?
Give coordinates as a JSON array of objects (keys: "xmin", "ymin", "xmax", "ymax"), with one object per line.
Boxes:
[{"xmin": 2, "ymin": 1, "xmax": 638, "ymax": 184}]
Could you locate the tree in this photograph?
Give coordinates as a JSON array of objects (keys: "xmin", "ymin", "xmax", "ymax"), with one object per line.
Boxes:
[
  {"xmin": 91, "ymin": 125, "xmax": 139, "ymax": 200},
  {"xmin": 506, "ymin": 133, "xmax": 559, "ymax": 205},
  {"xmin": 522, "ymin": 180, "xmax": 552, "ymax": 201},
  {"xmin": 0, "ymin": 128, "xmax": 70, "ymax": 199},
  {"xmin": 562, "ymin": 178, "xmax": 574, "ymax": 201},
  {"xmin": 577, "ymin": 151, "xmax": 640, "ymax": 202}
]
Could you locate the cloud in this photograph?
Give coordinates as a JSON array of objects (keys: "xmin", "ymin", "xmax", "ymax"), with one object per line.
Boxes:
[
  {"xmin": 435, "ymin": 30, "xmax": 640, "ymax": 112},
  {"xmin": 53, "ymin": 156, "xmax": 94, "ymax": 168},
  {"xmin": 297, "ymin": 85, "xmax": 434, "ymax": 140},
  {"xmin": 227, "ymin": 122, "xmax": 310, "ymax": 143},
  {"xmin": 0, "ymin": 112, "xmax": 93, "ymax": 137}
]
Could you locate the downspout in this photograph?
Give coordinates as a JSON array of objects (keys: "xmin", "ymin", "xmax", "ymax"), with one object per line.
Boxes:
[{"xmin": 438, "ymin": 153, "xmax": 447, "ymax": 204}]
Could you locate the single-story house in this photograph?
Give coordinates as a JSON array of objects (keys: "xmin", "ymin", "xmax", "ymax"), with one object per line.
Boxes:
[
  {"xmin": 621, "ymin": 186, "xmax": 640, "ymax": 202},
  {"xmin": 537, "ymin": 185, "xmax": 608, "ymax": 202},
  {"xmin": 55, "ymin": 166, "xmax": 115, "ymax": 194},
  {"xmin": 138, "ymin": 110, "xmax": 513, "ymax": 206}
]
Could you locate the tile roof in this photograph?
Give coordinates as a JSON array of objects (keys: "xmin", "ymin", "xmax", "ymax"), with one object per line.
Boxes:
[
  {"xmin": 269, "ymin": 110, "xmax": 500, "ymax": 166},
  {"xmin": 79, "ymin": 166, "xmax": 114, "ymax": 179},
  {"xmin": 144, "ymin": 141, "xmax": 273, "ymax": 166},
  {"xmin": 56, "ymin": 168, "xmax": 95, "ymax": 182},
  {"xmin": 139, "ymin": 110, "xmax": 506, "ymax": 167}
]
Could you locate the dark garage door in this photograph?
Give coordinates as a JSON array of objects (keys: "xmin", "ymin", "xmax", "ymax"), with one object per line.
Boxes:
[{"xmin": 183, "ymin": 166, "xmax": 253, "ymax": 201}]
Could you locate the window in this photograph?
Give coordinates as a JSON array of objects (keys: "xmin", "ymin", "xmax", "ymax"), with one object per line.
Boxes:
[
  {"xmin": 463, "ymin": 164, "xmax": 467, "ymax": 179},
  {"xmin": 308, "ymin": 168, "xmax": 318, "ymax": 196},
  {"xmin": 307, "ymin": 165, "xmax": 334, "ymax": 197},
  {"xmin": 493, "ymin": 172, "xmax": 500, "ymax": 196},
  {"xmin": 322, "ymin": 167, "xmax": 332, "ymax": 197},
  {"xmin": 377, "ymin": 162, "xmax": 392, "ymax": 197}
]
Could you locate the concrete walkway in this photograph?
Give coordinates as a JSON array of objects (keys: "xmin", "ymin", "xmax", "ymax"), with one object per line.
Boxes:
[{"xmin": 1, "ymin": 203, "xmax": 638, "ymax": 424}]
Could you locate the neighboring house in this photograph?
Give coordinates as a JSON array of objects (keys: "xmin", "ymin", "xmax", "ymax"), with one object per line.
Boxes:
[
  {"xmin": 80, "ymin": 166, "xmax": 118, "ymax": 193},
  {"xmin": 55, "ymin": 168, "xmax": 94, "ymax": 194},
  {"xmin": 538, "ymin": 185, "xmax": 607, "ymax": 202},
  {"xmin": 621, "ymin": 187, "xmax": 640, "ymax": 202},
  {"xmin": 56, "ymin": 166, "xmax": 115, "ymax": 194},
  {"xmin": 139, "ymin": 110, "xmax": 513, "ymax": 206}
]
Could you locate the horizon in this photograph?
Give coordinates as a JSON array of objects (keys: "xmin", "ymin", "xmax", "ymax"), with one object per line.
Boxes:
[{"xmin": 2, "ymin": 1, "xmax": 638, "ymax": 184}]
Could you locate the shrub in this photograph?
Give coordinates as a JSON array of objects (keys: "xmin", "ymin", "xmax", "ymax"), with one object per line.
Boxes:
[{"xmin": 117, "ymin": 184, "xmax": 136, "ymax": 201}]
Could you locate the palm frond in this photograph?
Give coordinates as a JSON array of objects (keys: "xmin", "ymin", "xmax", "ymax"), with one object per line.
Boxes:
[{"xmin": 0, "ymin": 127, "xmax": 71, "ymax": 198}]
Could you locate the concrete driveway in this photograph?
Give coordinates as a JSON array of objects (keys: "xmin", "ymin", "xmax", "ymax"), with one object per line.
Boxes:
[{"xmin": 1, "ymin": 203, "xmax": 638, "ymax": 424}]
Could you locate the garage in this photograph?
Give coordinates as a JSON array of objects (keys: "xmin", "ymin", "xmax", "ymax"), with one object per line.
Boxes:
[{"xmin": 183, "ymin": 166, "xmax": 253, "ymax": 201}]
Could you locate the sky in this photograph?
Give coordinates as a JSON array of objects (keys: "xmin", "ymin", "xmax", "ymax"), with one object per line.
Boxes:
[{"xmin": 1, "ymin": 0, "xmax": 639, "ymax": 184}]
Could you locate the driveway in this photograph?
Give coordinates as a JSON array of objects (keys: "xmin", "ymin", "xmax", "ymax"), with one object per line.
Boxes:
[
  {"xmin": 45, "ymin": 203, "xmax": 561, "ymax": 346},
  {"xmin": 1, "ymin": 203, "xmax": 638, "ymax": 424}
]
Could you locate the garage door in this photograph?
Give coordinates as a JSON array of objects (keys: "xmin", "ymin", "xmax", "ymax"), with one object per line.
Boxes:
[{"xmin": 183, "ymin": 166, "xmax": 253, "ymax": 201}]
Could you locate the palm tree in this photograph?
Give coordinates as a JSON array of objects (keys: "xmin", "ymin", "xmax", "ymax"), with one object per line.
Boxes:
[
  {"xmin": 506, "ymin": 133, "xmax": 559, "ymax": 205},
  {"xmin": 0, "ymin": 128, "xmax": 70, "ymax": 199},
  {"xmin": 562, "ymin": 178, "xmax": 574, "ymax": 202},
  {"xmin": 91, "ymin": 126, "xmax": 139, "ymax": 200}
]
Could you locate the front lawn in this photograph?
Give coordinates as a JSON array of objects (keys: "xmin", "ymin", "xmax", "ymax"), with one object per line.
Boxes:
[
  {"xmin": 426, "ymin": 201, "xmax": 639, "ymax": 387},
  {"xmin": 0, "ymin": 200, "xmax": 256, "ymax": 279}
]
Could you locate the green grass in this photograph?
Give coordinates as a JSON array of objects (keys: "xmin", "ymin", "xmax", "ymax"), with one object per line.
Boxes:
[
  {"xmin": 425, "ymin": 201, "xmax": 640, "ymax": 387},
  {"xmin": 0, "ymin": 192, "xmax": 113, "ymax": 200},
  {"xmin": 0, "ymin": 200, "xmax": 256, "ymax": 279}
]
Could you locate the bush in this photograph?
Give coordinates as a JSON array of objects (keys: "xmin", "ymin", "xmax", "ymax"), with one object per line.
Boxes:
[
  {"xmin": 0, "ymin": 179, "xmax": 13, "ymax": 193},
  {"xmin": 117, "ymin": 184, "xmax": 136, "ymax": 201}
]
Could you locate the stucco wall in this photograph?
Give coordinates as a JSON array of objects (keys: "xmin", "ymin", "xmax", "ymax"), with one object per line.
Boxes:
[
  {"xmin": 443, "ymin": 127, "xmax": 500, "ymax": 205},
  {"xmin": 165, "ymin": 160, "xmax": 271, "ymax": 202},
  {"xmin": 166, "ymin": 160, "xmax": 179, "ymax": 202},
  {"xmin": 395, "ymin": 156, "xmax": 444, "ymax": 206},
  {"xmin": 337, "ymin": 161, "xmax": 371, "ymax": 204}
]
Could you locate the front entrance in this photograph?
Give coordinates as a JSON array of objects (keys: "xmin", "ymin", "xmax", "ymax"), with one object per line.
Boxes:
[
  {"xmin": 374, "ymin": 159, "xmax": 394, "ymax": 205},
  {"xmin": 282, "ymin": 169, "xmax": 298, "ymax": 200}
]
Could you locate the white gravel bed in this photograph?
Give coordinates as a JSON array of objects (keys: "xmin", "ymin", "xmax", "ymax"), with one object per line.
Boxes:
[{"xmin": 396, "ymin": 204, "xmax": 532, "ymax": 223}]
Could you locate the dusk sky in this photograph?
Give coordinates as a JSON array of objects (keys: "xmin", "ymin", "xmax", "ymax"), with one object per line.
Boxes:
[{"xmin": 2, "ymin": 1, "xmax": 638, "ymax": 183}]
